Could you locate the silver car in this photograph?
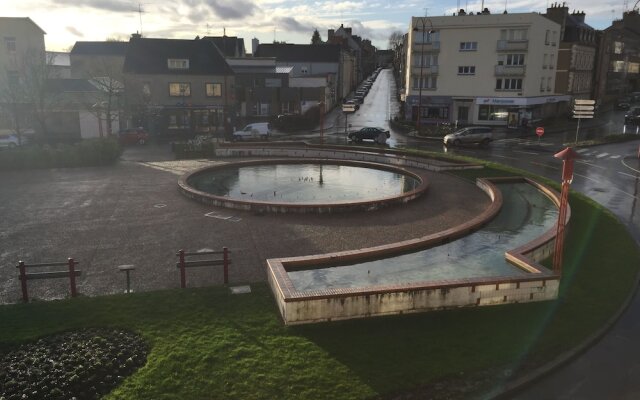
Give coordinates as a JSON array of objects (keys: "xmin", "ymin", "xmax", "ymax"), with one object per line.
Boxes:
[{"xmin": 443, "ymin": 127, "xmax": 493, "ymax": 146}]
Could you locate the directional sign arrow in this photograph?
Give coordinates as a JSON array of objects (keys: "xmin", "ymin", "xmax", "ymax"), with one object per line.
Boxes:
[
  {"xmin": 574, "ymin": 99, "xmax": 596, "ymax": 105},
  {"xmin": 574, "ymin": 105, "xmax": 594, "ymax": 111}
]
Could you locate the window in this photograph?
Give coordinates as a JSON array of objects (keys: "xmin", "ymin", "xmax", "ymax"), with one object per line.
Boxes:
[
  {"xmin": 412, "ymin": 75, "xmax": 437, "ymax": 89},
  {"xmin": 423, "ymin": 106, "xmax": 449, "ymax": 119},
  {"xmin": 169, "ymin": 83, "xmax": 191, "ymax": 97},
  {"xmin": 545, "ymin": 30, "xmax": 550, "ymax": 45},
  {"xmin": 540, "ymin": 77, "xmax": 545, "ymax": 91},
  {"xmin": 300, "ymin": 66, "xmax": 309, "ymax": 74},
  {"xmin": 459, "ymin": 42, "xmax": 477, "ymax": 51},
  {"xmin": 206, "ymin": 83, "xmax": 222, "ymax": 97},
  {"xmin": 551, "ymin": 31, "xmax": 557, "ymax": 46},
  {"xmin": 414, "ymin": 30, "xmax": 440, "ymax": 44},
  {"xmin": 478, "ymin": 105, "xmax": 509, "ymax": 121},
  {"xmin": 506, "ymin": 54, "xmax": 525, "ymax": 66},
  {"xmin": 4, "ymin": 37, "xmax": 16, "ymax": 53},
  {"xmin": 496, "ymin": 78, "xmax": 522, "ymax": 90},
  {"xmin": 547, "ymin": 77, "xmax": 553, "ymax": 91},
  {"xmin": 502, "ymin": 29, "xmax": 528, "ymax": 41},
  {"xmin": 549, "ymin": 54, "xmax": 555, "ymax": 69},
  {"xmin": 415, "ymin": 54, "xmax": 438, "ymax": 67},
  {"xmin": 543, "ymin": 54, "xmax": 548, "ymax": 68},
  {"xmin": 614, "ymin": 42, "xmax": 623, "ymax": 54},
  {"xmin": 167, "ymin": 58, "xmax": 189, "ymax": 69},
  {"xmin": 457, "ymin": 66, "xmax": 476, "ymax": 75},
  {"xmin": 255, "ymin": 102, "xmax": 270, "ymax": 116}
]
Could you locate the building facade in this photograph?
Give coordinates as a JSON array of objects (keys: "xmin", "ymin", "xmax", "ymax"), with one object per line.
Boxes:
[
  {"xmin": 544, "ymin": 4, "xmax": 597, "ymax": 106},
  {"xmin": 404, "ymin": 11, "xmax": 567, "ymax": 128},
  {"xmin": 123, "ymin": 37, "xmax": 235, "ymax": 139}
]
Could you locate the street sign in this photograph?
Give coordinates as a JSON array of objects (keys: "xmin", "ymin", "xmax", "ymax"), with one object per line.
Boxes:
[
  {"xmin": 572, "ymin": 115, "xmax": 594, "ymax": 119},
  {"xmin": 574, "ymin": 105, "xmax": 595, "ymax": 111},
  {"xmin": 574, "ymin": 99, "xmax": 596, "ymax": 105},
  {"xmin": 536, "ymin": 127, "xmax": 544, "ymax": 137}
]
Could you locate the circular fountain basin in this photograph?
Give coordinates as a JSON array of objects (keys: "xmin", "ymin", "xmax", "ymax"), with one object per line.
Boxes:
[{"xmin": 179, "ymin": 159, "xmax": 429, "ymax": 213}]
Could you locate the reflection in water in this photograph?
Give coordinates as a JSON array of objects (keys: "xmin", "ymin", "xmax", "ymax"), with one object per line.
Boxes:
[
  {"xmin": 289, "ymin": 183, "xmax": 558, "ymax": 291},
  {"xmin": 189, "ymin": 164, "xmax": 420, "ymax": 203}
]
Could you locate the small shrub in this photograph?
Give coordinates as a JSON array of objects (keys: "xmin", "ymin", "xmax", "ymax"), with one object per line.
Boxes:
[{"xmin": 0, "ymin": 138, "xmax": 122, "ymax": 171}]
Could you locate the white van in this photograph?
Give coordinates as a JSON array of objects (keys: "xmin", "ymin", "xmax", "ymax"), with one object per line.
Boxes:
[{"xmin": 232, "ymin": 122, "xmax": 271, "ymax": 141}]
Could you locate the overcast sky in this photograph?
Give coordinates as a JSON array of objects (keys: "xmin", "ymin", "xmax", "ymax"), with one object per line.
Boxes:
[{"xmin": 4, "ymin": 0, "xmax": 630, "ymax": 52}]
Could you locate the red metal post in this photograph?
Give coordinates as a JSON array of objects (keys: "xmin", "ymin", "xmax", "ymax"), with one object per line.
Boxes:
[
  {"xmin": 68, "ymin": 258, "xmax": 78, "ymax": 297},
  {"xmin": 18, "ymin": 261, "xmax": 28, "ymax": 302},
  {"xmin": 553, "ymin": 147, "xmax": 578, "ymax": 273},
  {"xmin": 178, "ymin": 249, "xmax": 186, "ymax": 288},
  {"xmin": 223, "ymin": 247, "xmax": 229, "ymax": 284}
]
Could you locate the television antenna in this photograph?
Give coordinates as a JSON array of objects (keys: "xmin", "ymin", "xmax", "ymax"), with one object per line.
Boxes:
[{"xmin": 132, "ymin": 3, "xmax": 146, "ymax": 36}]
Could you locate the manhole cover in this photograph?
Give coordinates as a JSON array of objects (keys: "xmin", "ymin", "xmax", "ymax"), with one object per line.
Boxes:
[{"xmin": 230, "ymin": 285, "xmax": 251, "ymax": 294}]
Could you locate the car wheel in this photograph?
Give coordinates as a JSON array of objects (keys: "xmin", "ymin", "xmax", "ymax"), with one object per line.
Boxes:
[{"xmin": 454, "ymin": 139, "xmax": 461, "ymax": 146}]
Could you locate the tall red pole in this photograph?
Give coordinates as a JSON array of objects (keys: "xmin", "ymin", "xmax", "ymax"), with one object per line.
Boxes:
[{"xmin": 553, "ymin": 147, "xmax": 578, "ymax": 273}]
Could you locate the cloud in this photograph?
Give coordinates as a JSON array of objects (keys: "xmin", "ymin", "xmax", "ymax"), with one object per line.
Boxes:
[
  {"xmin": 66, "ymin": 26, "xmax": 84, "ymax": 37},
  {"xmin": 273, "ymin": 16, "xmax": 307, "ymax": 32},
  {"xmin": 54, "ymin": 0, "xmax": 134, "ymax": 12},
  {"xmin": 204, "ymin": 0, "xmax": 257, "ymax": 19}
]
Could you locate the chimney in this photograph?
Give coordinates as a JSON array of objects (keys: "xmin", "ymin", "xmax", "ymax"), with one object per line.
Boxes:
[
  {"xmin": 131, "ymin": 32, "xmax": 141, "ymax": 39},
  {"xmin": 571, "ymin": 10, "xmax": 586, "ymax": 23},
  {"xmin": 328, "ymin": 29, "xmax": 334, "ymax": 40},
  {"xmin": 458, "ymin": 9, "xmax": 466, "ymax": 15}
]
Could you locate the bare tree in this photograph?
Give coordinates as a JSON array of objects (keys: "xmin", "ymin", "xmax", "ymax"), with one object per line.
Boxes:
[{"xmin": 0, "ymin": 49, "xmax": 57, "ymax": 143}]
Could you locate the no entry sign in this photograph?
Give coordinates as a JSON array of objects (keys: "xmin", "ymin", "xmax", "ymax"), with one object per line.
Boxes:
[{"xmin": 536, "ymin": 127, "xmax": 544, "ymax": 137}]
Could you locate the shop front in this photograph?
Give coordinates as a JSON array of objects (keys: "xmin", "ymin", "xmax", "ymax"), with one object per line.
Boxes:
[
  {"xmin": 405, "ymin": 95, "xmax": 453, "ymax": 126},
  {"xmin": 474, "ymin": 95, "xmax": 570, "ymax": 128}
]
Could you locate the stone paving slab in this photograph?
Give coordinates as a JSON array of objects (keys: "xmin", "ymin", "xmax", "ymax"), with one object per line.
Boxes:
[{"xmin": 0, "ymin": 152, "xmax": 489, "ymax": 304}]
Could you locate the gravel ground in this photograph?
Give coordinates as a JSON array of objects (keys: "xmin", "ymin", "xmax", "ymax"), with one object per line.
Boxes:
[{"xmin": 0, "ymin": 145, "xmax": 489, "ymax": 304}]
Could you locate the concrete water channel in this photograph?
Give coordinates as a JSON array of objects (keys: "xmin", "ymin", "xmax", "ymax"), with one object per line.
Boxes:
[{"xmin": 179, "ymin": 143, "xmax": 567, "ymax": 325}]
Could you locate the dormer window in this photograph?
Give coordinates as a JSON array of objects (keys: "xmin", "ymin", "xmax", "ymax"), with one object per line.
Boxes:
[{"xmin": 168, "ymin": 58, "xmax": 189, "ymax": 69}]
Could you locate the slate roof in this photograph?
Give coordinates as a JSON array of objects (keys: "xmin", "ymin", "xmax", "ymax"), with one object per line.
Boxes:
[
  {"xmin": 254, "ymin": 44, "xmax": 341, "ymax": 63},
  {"xmin": 123, "ymin": 38, "xmax": 233, "ymax": 75},
  {"xmin": 202, "ymin": 36, "xmax": 245, "ymax": 57},
  {"xmin": 70, "ymin": 41, "xmax": 129, "ymax": 56}
]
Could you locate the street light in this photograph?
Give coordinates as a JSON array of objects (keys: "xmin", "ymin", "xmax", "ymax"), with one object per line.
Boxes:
[{"xmin": 412, "ymin": 17, "xmax": 434, "ymax": 135}]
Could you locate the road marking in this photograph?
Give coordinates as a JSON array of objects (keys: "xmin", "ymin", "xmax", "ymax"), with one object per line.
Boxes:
[
  {"xmin": 514, "ymin": 150, "xmax": 539, "ymax": 155},
  {"xmin": 618, "ymin": 171, "xmax": 640, "ymax": 179},
  {"xmin": 576, "ymin": 148, "xmax": 589, "ymax": 153},
  {"xmin": 154, "ymin": 203, "xmax": 167, "ymax": 208},
  {"xmin": 609, "ymin": 155, "xmax": 621, "ymax": 159},
  {"xmin": 530, "ymin": 161, "xmax": 559, "ymax": 170},
  {"xmin": 492, "ymin": 154, "xmax": 520, "ymax": 160},
  {"xmin": 573, "ymin": 172, "xmax": 600, "ymax": 183},
  {"xmin": 596, "ymin": 152, "xmax": 609, "ymax": 158},
  {"xmin": 576, "ymin": 160, "xmax": 606, "ymax": 170},
  {"xmin": 621, "ymin": 157, "xmax": 640, "ymax": 174}
]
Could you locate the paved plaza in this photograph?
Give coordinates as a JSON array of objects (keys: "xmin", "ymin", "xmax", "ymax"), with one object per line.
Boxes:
[{"xmin": 0, "ymin": 145, "xmax": 490, "ymax": 303}]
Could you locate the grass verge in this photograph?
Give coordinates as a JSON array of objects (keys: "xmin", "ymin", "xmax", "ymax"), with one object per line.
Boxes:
[{"xmin": 1, "ymin": 165, "xmax": 638, "ymax": 400}]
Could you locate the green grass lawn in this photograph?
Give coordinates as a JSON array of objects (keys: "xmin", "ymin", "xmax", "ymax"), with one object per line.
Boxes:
[{"xmin": 1, "ymin": 165, "xmax": 639, "ymax": 400}]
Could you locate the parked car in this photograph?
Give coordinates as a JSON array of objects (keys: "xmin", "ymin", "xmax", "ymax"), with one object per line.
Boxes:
[
  {"xmin": 118, "ymin": 128, "xmax": 149, "ymax": 145},
  {"xmin": 443, "ymin": 126, "xmax": 493, "ymax": 146},
  {"xmin": 0, "ymin": 133, "xmax": 20, "ymax": 148},
  {"xmin": 348, "ymin": 127, "xmax": 390, "ymax": 144},
  {"xmin": 625, "ymin": 107, "xmax": 640, "ymax": 125},
  {"xmin": 232, "ymin": 122, "xmax": 271, "ymax": 141}
]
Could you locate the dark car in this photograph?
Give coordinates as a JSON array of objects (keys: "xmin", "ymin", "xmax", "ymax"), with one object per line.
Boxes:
[
  {"xmin": 118, "ymin": 128, "xmax": 149, "ymax": 145},
  {"xmin": 625, "ymin": 107, "xmax": 640, "ymax": 125},
  {"xmin": 348, "ymin": 127, "xmax": 390, "ymax": 144}
]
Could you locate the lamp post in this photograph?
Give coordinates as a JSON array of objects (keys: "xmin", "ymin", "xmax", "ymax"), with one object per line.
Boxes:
[{"xmin": 412, "ymin": 17, "xmax": 434, "ymax": 135}]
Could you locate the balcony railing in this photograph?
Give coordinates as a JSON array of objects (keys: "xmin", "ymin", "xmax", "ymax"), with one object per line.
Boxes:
[
  {"xmin": 412, "ymin": 41, "xmax": 441, "ymax": 52},
  {"xmin": 412, "ymin": 65, "xmax": 439, "ymax": 75},
  {"xmin": 494, "ymin": 65, "xmax": 526, "ymax": 76},
  {"xmin": 497, "ymin": 40, "xmax": 529, "ymax": 51}
]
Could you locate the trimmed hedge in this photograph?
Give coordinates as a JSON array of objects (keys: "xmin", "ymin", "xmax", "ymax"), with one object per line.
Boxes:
[{"xmin": 0, "ymin": 138, "xmax": 122, "ymax": 171}]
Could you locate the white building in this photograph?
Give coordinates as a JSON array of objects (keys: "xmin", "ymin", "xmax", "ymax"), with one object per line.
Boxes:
[{"xmin": 404, "ymin": 11, "xmax": 569, "ymax": 128}]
